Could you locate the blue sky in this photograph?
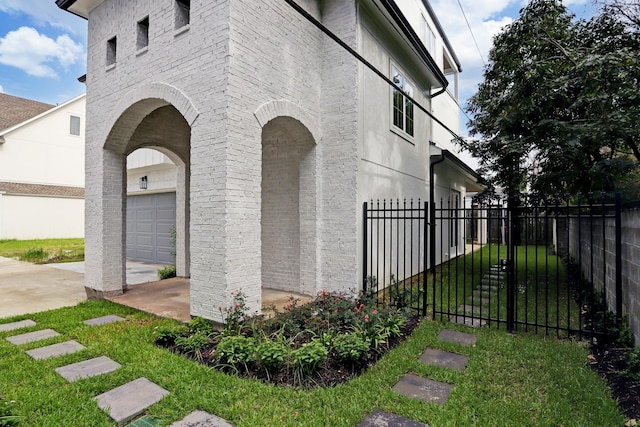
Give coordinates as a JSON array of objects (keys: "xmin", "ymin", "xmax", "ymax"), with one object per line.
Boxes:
[
  {"xmin": 0, "ymin": 0, "xmax": 86, "ymax": 105},
  {"xmin": 0, "ymin": 0, "xmax": 597, "ymax": 115}
]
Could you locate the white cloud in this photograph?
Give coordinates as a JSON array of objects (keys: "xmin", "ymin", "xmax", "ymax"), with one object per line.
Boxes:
[
  {"xmin": 0, "ymin": 26, "xmax": 84, "ymax": 78},
  {"xmin": 0, "ymin": 0, "xmax": 87, "ymax": 36},
  {"xmin": 0, "ymin": 84, "xmax": 3, "ymax": 93}
]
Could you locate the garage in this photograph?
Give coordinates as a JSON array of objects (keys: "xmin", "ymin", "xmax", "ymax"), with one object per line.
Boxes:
[{"xmin": 126, "ymin": 192, "xmax": 176, "ymax": 264}]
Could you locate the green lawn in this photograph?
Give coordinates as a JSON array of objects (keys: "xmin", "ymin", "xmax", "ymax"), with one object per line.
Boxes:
[
  {"xmin": 0, "ymin": 301, "xmax": 624, "ymax": 426},
  {"xmin": 0, "ymin": 238, "xmax": 84, "ymax": 263}
]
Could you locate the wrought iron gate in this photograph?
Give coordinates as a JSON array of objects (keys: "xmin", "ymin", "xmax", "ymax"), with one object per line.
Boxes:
[{"xmin": 363, "ymin": 194, "xmax": 622, "ymax": 338}]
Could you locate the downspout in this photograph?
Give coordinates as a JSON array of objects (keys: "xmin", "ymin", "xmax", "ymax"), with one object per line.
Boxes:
[{"xmin": 429, "ymin": 146, "xmax": 446, "ymax": 275}]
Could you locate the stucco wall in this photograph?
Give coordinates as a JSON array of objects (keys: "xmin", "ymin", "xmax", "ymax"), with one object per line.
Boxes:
[
  {"xmin": 0, "ymin": 194, "xmax": 84, "ymax": 239},
  {"xmin": 0, "ymin": 95, "xmax": 85, "ymax": 187}
]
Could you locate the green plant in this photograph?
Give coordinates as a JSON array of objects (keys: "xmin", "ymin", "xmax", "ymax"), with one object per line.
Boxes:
[
  {"xmin": 219, "ymin": 291, "xmax": 250, "ymax": 335},
  {"xmin": 189, "ymin": 316, "xmax": 214, "ymax": 336},
  {"xmin": 626, "ymin": 347, "xmax": 640, "ymax": 379},
  {"xmin": 19, "ymin": 247, "xmax": 47, "ymax": 263},
  {"xmin": 255, "ymin": 339, "xmax": 289, "ymax": 374},
  {"xmin": 0, "ymin": 397, "xmax": 19, "ymax": 427},
  {"xmin": 174, "ymin": 331, "xmax": 209, "ymax": 361},
  {"xmin": 216, "ymin": 335, "xmax": 255, "ymax": 370},
  {"xmin": 153, "ymin": 325, "xmax": 188, "ymax": 346},
  {"xmin": 290, "ymin": 340, "xmax": 327, "ymax": 378},
  {"xmin": 157, "ymin": 265, "xmax": 177, "ymax": 280},
  {"xmin": 333, "ymin": 333, "xmax": 369, "ymax": 364}
]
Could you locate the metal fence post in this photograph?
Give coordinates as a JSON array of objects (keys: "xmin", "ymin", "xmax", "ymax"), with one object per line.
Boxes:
[
  {"xmin": 506, "ymin": 195, "xmax": 518, "ymax": 333},
  {"xmin": 615, "ymin": 193, "xmax": 622, "ymax": 325},
  {"xmin": 363, "ymin": 201, "xmax": 368, "ymax": 292}
]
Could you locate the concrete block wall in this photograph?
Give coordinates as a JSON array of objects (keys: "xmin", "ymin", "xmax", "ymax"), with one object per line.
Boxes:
[{"xmin": 568, "ymin": 208, "xmax": 640, "ymax": 345}]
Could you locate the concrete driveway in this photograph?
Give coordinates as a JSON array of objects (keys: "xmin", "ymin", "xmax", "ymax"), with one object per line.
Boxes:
[{"xmin": 0, "ymin": 257, "xmax": 165, "ymax": 319}]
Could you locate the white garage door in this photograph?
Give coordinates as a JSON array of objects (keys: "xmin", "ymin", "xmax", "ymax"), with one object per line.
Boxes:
[{"xmin": 126, "ymin": 192, "xmax": 176, "ymax": 264}]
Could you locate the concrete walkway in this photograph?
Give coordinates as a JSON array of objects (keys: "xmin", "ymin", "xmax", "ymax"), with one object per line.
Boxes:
[{"xmin": 0, "ymin": 257, "xmax": 166, "ymax": 319}]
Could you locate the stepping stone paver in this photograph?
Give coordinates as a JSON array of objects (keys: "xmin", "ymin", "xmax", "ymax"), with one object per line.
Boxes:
[
  {"xmin": 0, "ymin": 319, "xmax": 36, "ymax": 332},
  {"xmin": 437, "ymin": 329, "xmax": 477, "ymax": 346},
  {"xmin": 6, "ymin": 328, "xmax": 59, "ymax": 345},
  {"xmin": 56, "ymin": 356, "xmax": 121, "ymax": 382},
  {"xmin": 169, "ymin": 410, "xmax": 235, "ymax": 427},
  {"xmin": 392, "ymin": 373, "xmax": 453, "ymax": 405},
  {"xmin": 458, "ymin": 304, "xmax": 489, "ymax": 315},
  {"xmin": 468, "ymin": 296, "xmax": 491, "ymax": 305},
  {"xmin": 25, "ymin": 340, "xmax": 85, "ymax": 360},
  {"xmin": 126, "ymin": 416, "xmax": 161, "ymax": 427},
  {"xmin": 449, "ymin": 315, "xmax": 485, "ymax": 328},
  {"xmin": 419, "ymin": 348, "xmax": 469, "ymax": 372},
  {"xmin": 84, "ymin": 315, "xmax": 125, "ymax": 326},
  {"xmin": 94, "ymin": 377, "xmax": 169, "ymax": 425},
  {"xmin": 358, "ymin": 409, "xmax": 427, "ymax": 427}
]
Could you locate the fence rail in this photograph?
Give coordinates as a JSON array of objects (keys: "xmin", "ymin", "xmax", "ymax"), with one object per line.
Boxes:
[{"xmin": 363, "ymin": 194, "xmax": 622, "ymax": 340}]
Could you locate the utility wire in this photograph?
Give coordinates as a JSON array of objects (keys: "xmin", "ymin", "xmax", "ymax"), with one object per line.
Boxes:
[
  {"xmin": 283, "ymin": 0, "xmax": 461, "ymax": 141},
  {"xmin": 457, "ymin": 0, "xmax": 486, "ymax": 67}
]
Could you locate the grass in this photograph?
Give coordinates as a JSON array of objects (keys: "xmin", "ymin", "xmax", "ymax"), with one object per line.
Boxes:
[
  {"xmin": 0, "ymin": 238, "xmax": 84, "ymax": 263},
  {"xmin": 0, "ymin": 300, "xmax": 624, "ymax": 426},
  {"xmin": 380, "ymin": 244, "xmax": 586, "ymax": 336}
]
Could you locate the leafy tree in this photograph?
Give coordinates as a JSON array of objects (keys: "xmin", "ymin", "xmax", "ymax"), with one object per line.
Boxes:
[{"xmin": 464, "ymin": 0, "xmax": 640, "ymax": 199}]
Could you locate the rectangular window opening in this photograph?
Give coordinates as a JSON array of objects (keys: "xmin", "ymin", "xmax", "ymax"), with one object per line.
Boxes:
[
  {"xmin": 175, "ymin": 0, "xmax": 190, "ymax": 29},
  {"xmin": 70, "ymin": 115, "xmax": 81, "ymax": 136},
  {"xmin": 391, "ymin": 66, "xmax": 415, "ymax": 138},
  {"xmin": 137, "ymin": 16, "xmax": 149, "ymax": 50},
  {"xmin": 106, "ymin": 36, "xmax": 117, "ymax": 66}
]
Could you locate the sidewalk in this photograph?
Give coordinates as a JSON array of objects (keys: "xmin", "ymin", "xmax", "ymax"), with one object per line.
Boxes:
[{"xmin": 0, "ymin": 257, "xmax": 165, "ymax": 319}]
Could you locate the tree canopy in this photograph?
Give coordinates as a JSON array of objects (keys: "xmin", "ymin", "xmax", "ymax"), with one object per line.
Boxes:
[{"xmin": 464, "ymin": 0, "xmax": 640, "ymax": 200}]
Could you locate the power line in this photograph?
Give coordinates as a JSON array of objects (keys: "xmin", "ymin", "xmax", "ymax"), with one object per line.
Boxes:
[
  {"xmin": 457, "ymin": 0, "xmax": 486, "ymax": 67},
  {"xmin": 283, "ymin": 0, "xmax": 462, "ymax": 141}
]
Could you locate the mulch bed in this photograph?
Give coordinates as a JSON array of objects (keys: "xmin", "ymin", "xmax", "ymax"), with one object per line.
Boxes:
[
  {"xmin": 163, "ymin": 316, "xmax": 420, "ymax": 388},
  {"xmin": 589, "ymin": 342, "xmax": 640, "ymax": 420}
]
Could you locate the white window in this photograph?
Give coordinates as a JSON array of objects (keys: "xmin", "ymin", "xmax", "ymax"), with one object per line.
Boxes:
[
  {"xmin": 70, "ymin": 115, "xmax": 81, "ymax": 136},
  {"xmin": 422, "ymin": 16, "xmax": 436, "ymax": 56},
  {"xmin": 392, "ymin": 66, "xmax": 414, "ymax": 137}
]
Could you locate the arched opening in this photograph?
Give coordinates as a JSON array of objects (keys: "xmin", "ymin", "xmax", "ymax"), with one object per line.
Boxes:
[
  {"xmin": 261, "ymin": 116, "xmax": 317, "ymax": 296},
  {"xmin": 126, "ymin": 147, "xmax": 178, "ymax": 276}
]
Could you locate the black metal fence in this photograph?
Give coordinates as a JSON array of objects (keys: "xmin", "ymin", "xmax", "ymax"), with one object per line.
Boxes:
[{"xmin": 363, "ymin": 194, "xmax": 623, "ymax": 339}]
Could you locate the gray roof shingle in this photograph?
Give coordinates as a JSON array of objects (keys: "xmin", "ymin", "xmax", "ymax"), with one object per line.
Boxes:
[{"xmin": 0, "ymin": 93, "xmax": 54, "ymax": 133}]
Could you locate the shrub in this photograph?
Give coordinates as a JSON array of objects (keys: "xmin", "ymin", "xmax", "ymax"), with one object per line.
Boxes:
[
  {"xmin": 256, "ymin": 339, "xmax": 289, "ymax": 373},
  {"xmin": 153, "ymin": 325, "xmax": 188, "ymax": 346},
  {"xmin": 219, "ymin": 291, "xmax": 250, "ymax": 335},
  {"xmin": 216, "ymin": 335, "xmax": 255, "ymax": 370},
  {"xmin": 334, "ymin": 333, "xmax": 370, "ymax": 364},
  {"xmin": 175, "ymin": 332, "xmax": 209, "ymax": 361},
  {"xmin": 157, "ymin": 265, "xmax": 177, "ymax": 280},
  {"xmin": 291, "ymin": 340, "xmax": 327, "ymax": 376},
  {"xmin": 627, "ymin": 347, "xmax": 640, "ymax": 379},
  {"xmin": 19, "ymin": 247, "xmax": 47, "ymax": 263},
  {"xmin": 189, "ymin": 316, "xmax": 214, "ymax": 336}
]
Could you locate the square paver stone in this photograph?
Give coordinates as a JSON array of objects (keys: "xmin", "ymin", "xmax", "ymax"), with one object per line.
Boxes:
[
  {"xmin": 94, "ymin": 377, "xmax": 169, "ymax": 425},
  {"xmin": 393, "ymin": 373, "xmax": 453, "ymax": 405},
  {"xmin": 84, "ymin": 315, "xmax": 125, "ymax": 326},
  {"xmin": 169, "ymin": 410, "xmax": 235, "ymax": 427},
  {"xmin": 419, "ymin": 348, "xmax": 469, "ymax": 372},
  {"xmin": 449, "ymin": 315, "xmax": 485, "ymax": 328},
  {"xmin": 358, "ymin": 409, "xmax": 428, "ymax": 427},
  {"xmin": 6, "ymin": 329, "xmax": 60, "ymax": 345},
  {"xmin": 437, "ymin": 329, "xmax": 477, "ymax": 346},
  {"xmin": 56, "ymin": 356, "xmax": 121, "ymax": 382},
  {"xmin": 0, "ymin": 319, "xmax": 36, "ymax": 332},
  {"xmin": 26, "ymin": 340, "xmax": 85, "ymax": 360}
]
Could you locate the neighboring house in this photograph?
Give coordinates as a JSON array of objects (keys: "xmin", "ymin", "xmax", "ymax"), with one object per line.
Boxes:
[
  {"xmin": 0, "ymin": 93, "xmax": 85, "ymax": 240},
  {"xmin": 57, "ymin": 0, "xmax": 482, "ymax": 321}
]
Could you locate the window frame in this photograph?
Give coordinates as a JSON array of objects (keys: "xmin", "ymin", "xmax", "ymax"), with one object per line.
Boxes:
[
  {"xmin": 174, "ymin": 0, "xmax": 190, "ymax": 31},
  {"xmin": 69, "ymin": 115, "xmax": 81, "ymax": 136},
  {"xmin": 390, "ymin": 63, "xmax": 415, "ymax": 140}
]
